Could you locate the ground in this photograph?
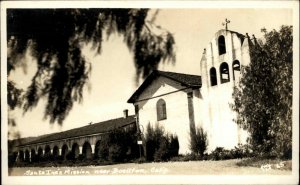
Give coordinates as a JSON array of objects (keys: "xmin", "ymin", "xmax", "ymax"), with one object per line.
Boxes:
[{"xmin": 9, "ymin": 159, "xmax": 291, "ymax": 176}]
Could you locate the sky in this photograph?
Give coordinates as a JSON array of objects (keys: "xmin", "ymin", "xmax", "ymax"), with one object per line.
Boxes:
[{"xmin": 7, "ymin": 7, "xmax": 294, "ymax": 138}]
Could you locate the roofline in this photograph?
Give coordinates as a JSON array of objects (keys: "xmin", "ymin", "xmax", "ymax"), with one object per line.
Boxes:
[
  {"xmin": 127, "ymin": 70, "xmax": 201, "ymax": 103},
  {"xmin": 133, "ymin": 87, "xmax": 190, "ymax": 103},
  {"xmin": 18, "ymin": 117, "xmax": 136, "ymax": 147},
  {"xmin": 159, "ymin": 71, "xmax": 201, "ymax": 88},
  {"xmin": 127, "ymin": 71, "xmax": 157, "ymax": 103},
  {"xmin": 19, "ymin": 132, "xmax": 107, "ymax": 148}
]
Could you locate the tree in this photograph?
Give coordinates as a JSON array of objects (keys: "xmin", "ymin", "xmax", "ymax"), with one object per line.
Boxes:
[
  {"xmin": 7, "ymin": 9, "xmax": 175, "ymax": 124},
  {"xmin": 232, "ymin": 25, "xmax": 293, "ymax": 159}
]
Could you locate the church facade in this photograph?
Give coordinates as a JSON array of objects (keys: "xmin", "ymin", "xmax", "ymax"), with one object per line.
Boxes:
[{"xmin": 128, "ymin": 29, "xmax": 252, "ymax": 154}]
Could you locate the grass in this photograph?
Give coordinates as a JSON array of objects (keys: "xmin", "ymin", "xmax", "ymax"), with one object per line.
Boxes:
[
  {"xmin": 9, "ymin": 158, "xmax": 291, "ymax": 176},
  {"xmin": 236, "ymin": 157, "xmax": 292, "ymax": 171}
]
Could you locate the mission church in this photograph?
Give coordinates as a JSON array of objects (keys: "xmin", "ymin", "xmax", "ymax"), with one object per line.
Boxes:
[
  {"xmin": 127, "ymin": 25, "xmax": 253, "ymax": 154},
  {"xmin": 10, "ymin": 24, "xmax": 258, "ymax": 163}
]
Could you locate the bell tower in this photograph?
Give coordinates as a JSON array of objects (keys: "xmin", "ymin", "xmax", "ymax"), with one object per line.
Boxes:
[{"xmin": 199, "ymin": 23, "xmax": 252, "ymax": 151}]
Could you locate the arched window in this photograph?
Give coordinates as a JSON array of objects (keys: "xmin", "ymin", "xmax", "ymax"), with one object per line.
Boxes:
[
  {"xmin": 218, "ymin": 35, "xmax": 226, "ymax": 55},
  {"xmin": 220, "ymin": 62, "xmax": 230, "ymax": 83},
  {"xmin": 156, "ymin": 99, "xmax": 167, "ymax": 121},
  {"xmin": 209, "ymin": 67, "xmax": 217, "ymax": 86},
  {"xmin": 232, "ymin": 60, "xmax": 241, "ymax": 80}
]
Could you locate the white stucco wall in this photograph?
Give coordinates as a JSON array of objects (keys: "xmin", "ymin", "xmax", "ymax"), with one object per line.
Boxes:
[
  {"xmin": 199, "ymin": 29, "xmax": 250, "ymax": 151},
  {"xmin": 131, "ymin": 29, "xmax": 252, "ymax": 155},
  {"xmin": 134, "ymin": 76, "xmax": 199, "ymax": 154}
]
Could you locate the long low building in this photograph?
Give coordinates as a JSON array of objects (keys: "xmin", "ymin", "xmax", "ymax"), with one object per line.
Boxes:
[{"xmin": 10, "ymin": 111, "xmax": 136, "ymax": 163}]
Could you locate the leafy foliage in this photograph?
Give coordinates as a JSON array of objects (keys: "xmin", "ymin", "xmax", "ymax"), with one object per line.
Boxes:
[
  {"xmin": 7, "ymin": 81, "xmax": 23, "ymax": 110},
  {"xmin": 145, "ymin": 123, "xmax": 179, "ymax": 161},
  {"xmin": 108, "ymin": 144, "xmax": 123, "ymax": 162},
  {"xmin": 189, "ymin": 126, "xmax": 208, "ymax": 157},
  {"xmin": 153, "ymin": 134, "xmax": 179, "ymax": 162},
  {"xmin": 7, "ymin": 9, "xmax": 175, "ymax": 124},
  {"xmin": 7, "ymin": 81, "xmax": 22, "ymax": 139},
  {"xmin": 232, "ymin": 25, "xmax": 293, "ymax": 159},
  {"xmin": 145, "ymin": 123, "xmax": 164, "ymax": 161},
  {"xmin": 170, "ymin": 144, "xmax": 252, "ymax": 162},
  {"xmin": 97, "ymin": 126, "xmax": 139, "ymax": 162}
]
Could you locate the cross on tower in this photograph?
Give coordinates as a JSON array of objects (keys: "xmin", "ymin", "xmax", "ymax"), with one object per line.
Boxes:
[{"xmin": 222, "ymin": 18, "xmax": 230, "ymax": 31}]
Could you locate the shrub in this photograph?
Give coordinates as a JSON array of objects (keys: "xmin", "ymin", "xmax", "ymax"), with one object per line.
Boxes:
[
  {"xmin": 154, "ymin": 136, "xmax": 168, "ymax": 162},
  {"xmin": 168, "ymin": 134, "xmax": 179, "ymax": 158},
  {"xmin": 145, "ymin": 123, "xmax": 179, "ymax": 162},
  {"xmin": 230, "ymin": 144, "xmax": 253, "ymax": 158},
  {"xmin": 98, "ymin": 135, "xmax": 110, "ymax": 161},
  {"xmin": 145, "ymin": 123, "xmax": 163, "ymax": 161},
  {"xmin": 132, "ymin": 156, "xmax": 146, "ymax": 163},
  {"xmin": 8, "ymin": 153, "xmax": 18, "ymax": 167},
  {"xmin": 189, "ymin": 126, "xmax": 208, "ymax": 157},
  {"xmin": 104, "ymin": 126, "xmax": 139, "ymax": 162},
  {"xmin": 182, "ymin": 153, "xmax": 202, "ymax": 161},
  {"xmin": 164, "ymin": 144, "xmax": 253, "ymax": 162},
  {"xmin": 210, "ymin": 147, "xmax": 224, "ymax": 160},
  {"xmin": 108, "ymin": 144, "xmax": 123, "ymax": 162},
  {"xmin": 207, "ymin": 144, "xmax": 253, "ymax": 160}
]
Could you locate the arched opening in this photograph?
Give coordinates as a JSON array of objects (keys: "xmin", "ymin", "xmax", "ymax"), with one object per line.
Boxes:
[
  {"xmin": 209, "ymin": 67, "xmax": 217, "ymax": 86},
  {"xmin": 30, "ymin": 149, "xmax": 36, "ymax": 162},
  {"xmin": 19, "ymin": 150, "xmax": 24, "ymax": 162},
  {"xmin": 37, "ymin": 147, "xmax": 43, "ymax": 161},
  {"xmin": 71, "ymin": 143, "xmax": 80, "ymax": 160},
  {"xmin": 53, "ymin": 146, "xmax": 59, "ymax": 160},
  {"xmin": 94, "ymin": 140, "xmax": 101, "ymax": 159},
  {"xmin": 10, "ymin": 152, "xmax": 18, "ymax": 164},
  {"xmin": 232, "ymin": 60, "xmax": 241, "ymax": 80},
  {"xmin": 156, "ymin": 99, "xmax": 167, "ymax": 121},
  {"xmin": 82, "ymin": 142, "xmax": 92, "ymax": 159},
  {"xmin": 61, "ymin": 144, "xmax": 69, "ymax": 160},
  {"xmin": 220, "ymin": 62, "xmax": 230, "ymax": 83},
  {"xmin": 218, "ymin": 35, "xmax": 226, "ymax": 55},
  {"xmin": 25, "ymin": 150, "xmax": 30, "ymax": 162},
  {"xmin": 44, "ymin": 145, "xmax": 51, "ymax": 161}
]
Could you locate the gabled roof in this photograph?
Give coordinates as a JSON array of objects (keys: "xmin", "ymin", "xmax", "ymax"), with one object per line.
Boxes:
[
  {"xmin": 20, "ymin": 116, "xmax": 136, "ymax": 146},
  {"xmin": 127, "ymin": 70, "xmax": 201, "ymax": 103}
]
